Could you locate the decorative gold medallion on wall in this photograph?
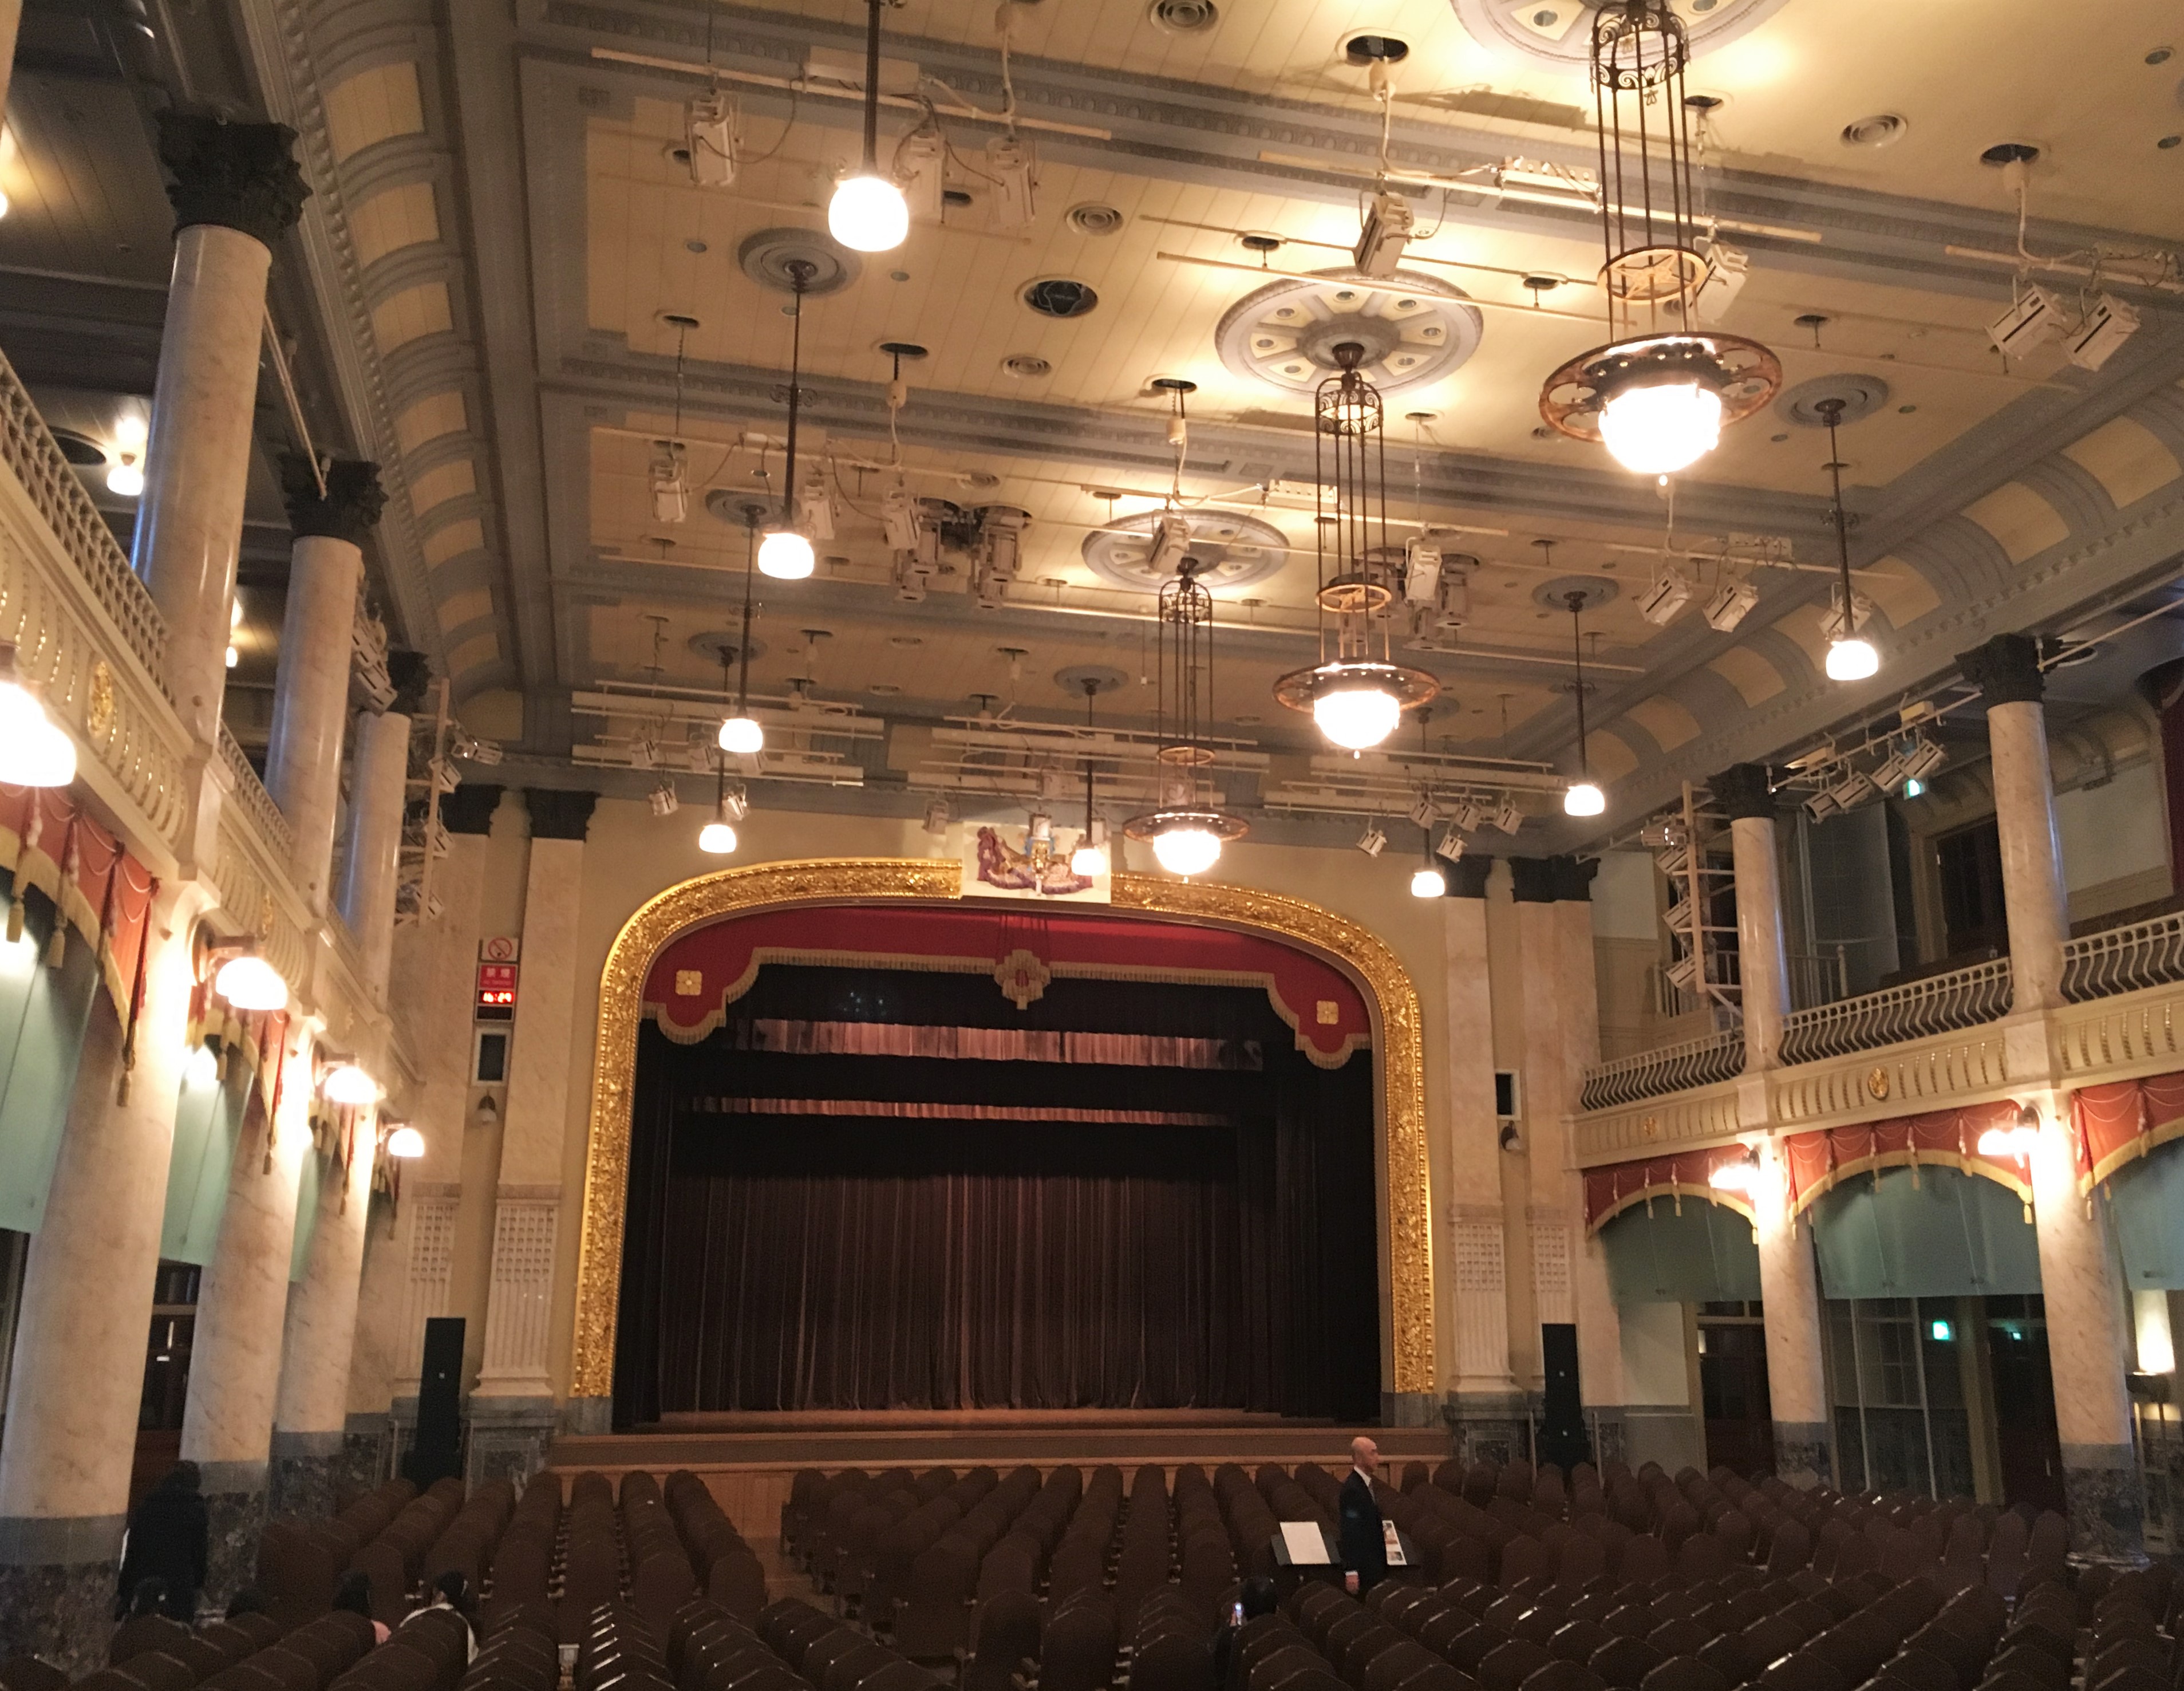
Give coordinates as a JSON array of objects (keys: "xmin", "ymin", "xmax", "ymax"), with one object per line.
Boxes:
[
  {"xmin": 570, "ymin": 859, "xmax": 1437, "ymax": 1400},
  {"xmin": 86, "ymin": 660, "xmax": 114, "ymax": 742},
  {"xmin": 1866, "ymin": 1066, "xmax": 1890, "ymax": 1101}
]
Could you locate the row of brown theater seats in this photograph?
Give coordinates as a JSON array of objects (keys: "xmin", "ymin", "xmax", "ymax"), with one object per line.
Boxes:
[
  {"xmin": 545, "ymin": 1472, "xmax": 771, "ymax": 1641},
  {"xmin": 257, "ymin": 1479, "xmax": 501, "ymax": 1629},
  {"xmin": 251, "ymin": 1483, "xmax": 421, "ymax": 1626},
  {"xmin": 7, "ymin": 1602, "xmax": 469, "ymax": 1691}
]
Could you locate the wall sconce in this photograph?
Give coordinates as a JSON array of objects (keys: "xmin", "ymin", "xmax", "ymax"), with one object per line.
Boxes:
[
  {"xmin": 200, "ymin": 931, "xmax": 287, "ymax": 1012},
  {"xmin": 382, "ymin": 1122, "xmax": 425, "ymax": 1159},
  {"xmin": 474, "ymin": 1092, "xmax": 501, "ymax": 1129},
  {"xmin": 318, "ymin": 1053, "xmax": 379, "ymax": 1106}
]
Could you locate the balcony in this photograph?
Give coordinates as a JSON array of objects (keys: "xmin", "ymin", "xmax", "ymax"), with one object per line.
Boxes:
[
  {"xmin": 1580, "ymin": 1028, "xmax": 1745, "ymax": 1110},
  {"xmin": 0, "ymin": 348, "xmax": 385, "ymax": 1054},
  {"xmin": 1776, "ymin": 956, "xmax": 2015, "ymax": 1065}
]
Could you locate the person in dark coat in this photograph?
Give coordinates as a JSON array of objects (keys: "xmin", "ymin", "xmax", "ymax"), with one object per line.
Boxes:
[
  {"xmin": 116, "ymin": 1462, "xmax": 208, "ymax": 1621},
  {"xmin": 1337, "ymin": 1436, "xmax": 1388, "ymax": 1595},
  {"xmin": 1211, "ymin": 1576, "xmax": 1278, "ymax": 1691}
]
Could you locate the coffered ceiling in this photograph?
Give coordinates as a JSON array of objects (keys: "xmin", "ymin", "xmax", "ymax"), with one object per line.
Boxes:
[{"xmin": 12, "ymin": 0, "xmax": 2184, "ymax": 845}]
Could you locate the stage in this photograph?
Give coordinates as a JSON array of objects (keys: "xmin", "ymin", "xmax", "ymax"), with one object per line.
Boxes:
[{"xmin": 547, "ymin": 1410, "xmax": 1450, "ymax": 1544}]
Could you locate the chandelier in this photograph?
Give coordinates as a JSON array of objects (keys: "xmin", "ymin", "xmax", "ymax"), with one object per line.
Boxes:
[
  {"xmin": 1124, "ymin": 560, "xmax": 1247, "ymax": 877},
  {"xmin": 1273, "ymin": 342, "xmax": 1437, "ymax": 751},
  {"xmin": 1538, "ymin": 2, "xmax": 1779, "ymax": 476}
]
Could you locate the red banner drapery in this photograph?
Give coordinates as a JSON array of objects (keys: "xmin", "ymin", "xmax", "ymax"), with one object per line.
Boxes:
[
  {"xmin": 1582, "ymin": 1144, "xmax": 1756, "ymax": 1231},
  {"xmin": 2071, "ymin": 1070, "xmax": 2184, "ymax": 1189},
  {"xmin": 0, "ymin": 782, "xmax": 157, "ymax": 1016}
]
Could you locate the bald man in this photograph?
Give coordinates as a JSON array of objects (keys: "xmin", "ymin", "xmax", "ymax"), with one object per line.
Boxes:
[{"xmin": 1337, "ymin": 1435, "xmax": 1387, "ymax": 1594}]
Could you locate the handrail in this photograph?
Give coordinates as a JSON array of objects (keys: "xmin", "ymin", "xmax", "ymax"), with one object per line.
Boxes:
[
  {"xmin": 0, "ymin": 350, "xmax": 168, "ymax": 686},
  {"xmin": 1778, "ymin": 956, "xmax": 2013, "ymax": 1065},
  {"xmin": 218, "ymin": 722, "xmax": 295, "ymax": 862},
  {"xmin": 1581, "ymin": 1027, "xmax": 1745, "ymax": 1110},
  {"xmin": 2062, "ymin": 910, "xmax": 2184, "ymax": 1002}
]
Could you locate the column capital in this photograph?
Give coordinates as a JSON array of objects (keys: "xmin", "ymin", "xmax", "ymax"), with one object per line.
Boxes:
[
  {"xmin": 281, "ymin": 457, "xmax": 385, "ymax": 549},
  {"xmin": 1711, "ymin": 763, "xmax": 1778, "ymax": 820},
  {"xmin": 1958, "ymin": 632, "xmax": 2046, "ymax": 708},
  {"xmin": 1510, "ymin": 855, "xmax": 1597, "ymax": 904},
  {"xmin": 524, "ymin": 789, "xmax": 597, "ymax": 841},
  {"xmin": 386, "ymin": 650, "xmax": 431, "ymax": 716},
  {"xmin": 156, "ymin": 114, "xmax": 310, "ymax": 248},
  {"xmin": 1443, "ymin": 854, "xmax": 1495, "ymax": 898},
  {"xmin": 440, "ymin": 783, "xmax": 503, "ymax": 835}
]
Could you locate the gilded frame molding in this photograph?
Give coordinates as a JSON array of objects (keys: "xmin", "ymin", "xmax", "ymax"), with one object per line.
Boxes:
[{"xmin": 570, "ymin": 860, "xmax": 1435, "ymax": 1398}]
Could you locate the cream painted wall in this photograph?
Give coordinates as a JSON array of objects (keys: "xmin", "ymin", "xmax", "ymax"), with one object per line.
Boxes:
[
  {"xmin": 2056, "ymin": 762, "xmax": 2171, "ymax": 919},
  {"xmin": 1617, "ymin": 1301, "xmax": 1693, "ymax": 1406},
  {"xmin": 541, "ymin": 797, "xmax": 1464, "ymax": 1405}
]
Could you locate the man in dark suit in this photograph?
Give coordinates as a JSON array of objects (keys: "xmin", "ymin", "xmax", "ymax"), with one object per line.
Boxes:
[{"xmin": 1337, "ymin": 1435, "xmax": 1387, "ymax": 1594}]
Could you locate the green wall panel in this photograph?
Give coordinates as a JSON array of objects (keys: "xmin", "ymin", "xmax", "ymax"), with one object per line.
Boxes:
[
  {"xmin": 0, "ymin": 878, "xmax": 101, "ymax": 1235},
  {"xmin": 2108, "ymin": 1141, "xmax": 2184, "ymax": 1290},
  {"xmin": 1602, "ymin": 1197, "xmax": 1762, "ymax": 1304},
  {"xmin": 159, "ymin": 1050, "xmax": 246, "ymax": 1266},
  {"xmin": 1812, "ymin": 1166, "xmax": 2042, "ymax": 1299}
]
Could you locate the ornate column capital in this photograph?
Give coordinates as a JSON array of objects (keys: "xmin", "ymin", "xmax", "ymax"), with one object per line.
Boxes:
[
  {"xmin": 524, "ymin": 789, "xmax": 598, "ymax": 842},
  {"xmin": 1958, "ymin": 632, "xmax": 2046, "ymax": 708},
  {"xmin": 156, "ymin": 113, "xmax": 310, "ymax": 247},
  {"xmin": 281, "ymin": 458, "xmax": 385, "ymax": 549},
  {"xmin": 440, "ymin": 783, "xmax": 503, "ymax": 836},
  {"xmin": 386, "ymin": 651, "xmax": 431, "ymax": 716},
  {"xmin": 1444, "ymin": 854, "xmax": 1495, "ymax": 898},
  {"xmin": 1711, "ymin": 762, "xmax": 1778, "ymax": 820},
  {"xmin": 1509, "ymin": 854, "xmax": 1597, "ymax": 904}
]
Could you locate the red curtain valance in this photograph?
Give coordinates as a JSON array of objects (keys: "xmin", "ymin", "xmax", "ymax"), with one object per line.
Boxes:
[
  {"xmin": 0, "ymin": 783, "xmax": 157, "ymax": 1018},
  {"xmin": 2072, "ymin": 1070, "xmax": 2184, "ymax": 1189},
  {"xmin": 642, "ymin": 903, "xmax": 1372, "ymax": 1065},
  {"xmin": 1780, "ymin": 1102, "xmax": 2031, "ymax": 1215},
  {"xmin": 1583, "ymin": 1144, "xmax": 1756, "ymax": 1232}
]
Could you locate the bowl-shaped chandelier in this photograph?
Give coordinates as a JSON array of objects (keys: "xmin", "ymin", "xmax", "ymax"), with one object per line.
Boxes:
[
  {"xmin": 1537, "ymin": 2, "xmax": 1779, "ymax": 475},
  {"xmin": 1273, "ymin": 343, "xmax": 1437, "ymax": 751},
  {"xmin": 1124, "ymin": 560, "xmax": 1247, "ymax": 877}
]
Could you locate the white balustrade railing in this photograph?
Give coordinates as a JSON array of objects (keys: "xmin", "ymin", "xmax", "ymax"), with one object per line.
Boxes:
[
  {"xmin": 1777, "ymin": 956, "xmax": 2013, "ymax": 1065},
  {"xmin": 2062, "ymin": 910, "xmax": 2184, "ymax": 1002},
  {"xmin": 1581, "ymin": 1027, "xmax": 1746, "ymax": 1110},
  {"xmin": 219, "ymin": 722, "xmax": 295, "ymax": 862},
  {"xmin": 0, "ymin": 352, "xmax": 168, "ymax": 686}
]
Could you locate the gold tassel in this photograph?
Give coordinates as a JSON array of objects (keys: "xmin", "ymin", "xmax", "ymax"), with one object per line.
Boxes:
[
  {"xmin": 5, "ymin": 900, "xmax": 20, "ymax": 944},
  {"xmin": 44, "ymin": 924, "xmax": 63, "ymax": 970},
  {"xmin": 116, "ymin": 1069, "xmax": 131, "ymax": 1105}
]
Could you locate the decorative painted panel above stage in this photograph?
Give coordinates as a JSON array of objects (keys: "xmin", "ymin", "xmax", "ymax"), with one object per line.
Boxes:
[{"xmin": 640, "ymin": 902, "xmax": 1371, "ymax": 1064}]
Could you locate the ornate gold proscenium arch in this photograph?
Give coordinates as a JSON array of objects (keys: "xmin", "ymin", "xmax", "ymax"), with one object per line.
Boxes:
[{"xmin": 569, "ymin": 860, "xmax": 1434, "ymax": 1398}]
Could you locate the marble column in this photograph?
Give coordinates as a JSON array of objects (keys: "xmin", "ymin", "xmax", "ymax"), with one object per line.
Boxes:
[
  {"xmin": 179, "ymin": 1029, "xmax": 313, "ymax": 1599},
  {"xmin": 267, "ymin": 458, "xmax": 384, "ymax": 914},
  {"xmin": 133, "ymin": 117, "xmax": 309, "ymax": 748},
  {"xmin": 0, "ymin": 5, "xmax": 25, "ymax": 132},
  {"xmin": 0, "ymin": 890, "xmax": 199, "ymax": 1672},
  {"xmin": 471, "ymin": 791, "xmax": 595, "ymax": 1473},
  {"xmin": 1753, "ymin": 1134, "xmax": 1833, "ymax": 1487},
  {"xmin": 1714, "ymin": 763, "xmax": 1792, "ymax": 1067},
  {"xmin": 1440, "ymin": 858, "xmax": 1527, "ymax": 1461},
  {"xmin": 338, "ymin": 653, "xmax": 428, "ymax": 996},
  {"xmin": 1960, "ymin": 634, "xmax": 2070, "ymax": 1012},
  {"xmin": 2025, "ymin": 1094, "xmax": 2144, "ymax": 1555},
  {"xmin": 269, "ymin": 1103, "xmax": 378, "ymax": 1518}
]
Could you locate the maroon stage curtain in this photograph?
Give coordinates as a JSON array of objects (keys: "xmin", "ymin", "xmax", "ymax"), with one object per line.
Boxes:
[{"xmin": 613, "ymin": 967, "xmax": 1379, "ymax": 1424}]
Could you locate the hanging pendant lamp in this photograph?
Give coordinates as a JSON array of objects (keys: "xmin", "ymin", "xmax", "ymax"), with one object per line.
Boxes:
[
  {"xmin": 1069, "ymin": 678, "xmax": 1107, "ymax": 877},
  {"xmin": 1818, "ymin": 396, "xmax": 1879, "ymax": 681},
  {"xmin": 1563, "ymin": 590, "xmax": 1606, "ymax": 817},
  {"xmin": 827, "ymin": 0, "xmax": 910, "ymax": 253},
  {"xmin": 719, "ymin": 506, "xmax": 768, "ymax": 753},
  {"xmin": 1124, "ymin": 560, "xmax": 1247, "ymax": 876},
  {"xmin": 757, "ymin": 261, "xmax": 817, "ymax": 580},
  {"xmin": 1537, "ymin": 2, "xmax": 1779, "ymax": 475},
  {"xmin": 1272, "ymin": 342, "xmax": 1437, "ymax": 751}
]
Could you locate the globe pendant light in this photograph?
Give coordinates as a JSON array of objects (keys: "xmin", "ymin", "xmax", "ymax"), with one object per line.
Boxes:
[
  {"xmin": 827, "ymin": 0, "xmax": 910, "ymax": 253},
  {"xmin": 1817, "ymin": 396, "xmax": 1880, "ymax": 682},
  {"xmin": 759, "ymin": 261, "xmax": 817, "ymax": 580},
  {"xmin": 1273, "ymin": 343, "xmax": 1437, "ymax": 750},
  {"xmin": 1562, "ymin": 590, "xmax": 1606, "ymax": 818},
  {"xmin": 384, "ymin": 1124, "xmax": 426, "ymax": 1160},
  {"xmin": 322, "ymin": 1061, "xmax": 378, "ymax": 1106},
  {"xmin": 0, "ymin": 643, "xmax": 76, "ymax": 789},
  {"xmin": 213, "ymin": 948, "xmax": 287, "ymax": 1012},
  {"xmin": 1537, "ymin": 3, "xmax": 1779, "ymax": 473},
  {"xmin": 1125, "ymin": 559, "xmax": 1247, "ymax": 876},
  {"xmin": 718, "ymin": 510, "xmax": 767, "ymax": 755},
  {"xmin": 1069, "ymin": 677, "xmax": 1108, "ymax": 877}
]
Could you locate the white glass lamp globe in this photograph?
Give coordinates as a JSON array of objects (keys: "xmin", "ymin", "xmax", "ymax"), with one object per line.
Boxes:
[
  {"xmin": 385, "ymin": 1125, "xmax": 426, "ymax": 1159},
  {"xmin": 1563, "ymin": 781, "xmax": 1606, "ymax": 818},
  {"xmin": 0, "ymin": 680, "xmax": 74, "ymax": 787},
  {"xmin": 1069, "ymin": 842, "xmax": 1106, "ymax": 877},
  {"xmin": 1410, "ymin": 865, "xmax": 1447, "ymax": 898},
  {"xmin": 1708, "ymin": 1160, "xmax": 1758, "ymax": 1194},
  {"xmin": 698, "ymin": 818, "xmax": 738, "ymax": 855},
  {"xmin": 757, "ymin": 526, "xmax": 815, "ymax": 580},
  {"xmin": 214, "ymin": 952, "xmax": 286, "ymax": 1011},
  {"xmin": 1825, "ymin": 637, "xmax": 1879, "ymax": 681},
  {"xmin": 718, "ymin": 715, "xmax": 765, "ymax": 755},
  {"xmin": 1151, "ymin": 823, "xmax": 1222, "ymax": 877},
  {"xmin": 1312, "ymin": 679, "xmax": 1403, "ymax": 751},
  {"xmin": 106, "ymin": 456, "xmax": 144, "ymax": 498},
  {"xmin": 828, "ymin": 174, "xmax": 910, "ymax": 253},
  {"xmin": 1598, "ymin": 377, "xmax": 1723, "ymax": 475},
  {"xmin": 322, "ymin": 1063, "xmax": 378, "ymax": 1106}
]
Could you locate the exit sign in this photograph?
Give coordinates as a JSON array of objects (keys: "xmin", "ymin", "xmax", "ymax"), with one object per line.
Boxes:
[{"xmin": 476, "ymin": 961, "xmax": 518, "ymax": 1021}]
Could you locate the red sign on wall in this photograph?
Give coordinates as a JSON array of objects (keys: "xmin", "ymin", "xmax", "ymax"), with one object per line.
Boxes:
[{"xmin": 477, "ymin": 962, "xmax": 519, "ymax": 1020}]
